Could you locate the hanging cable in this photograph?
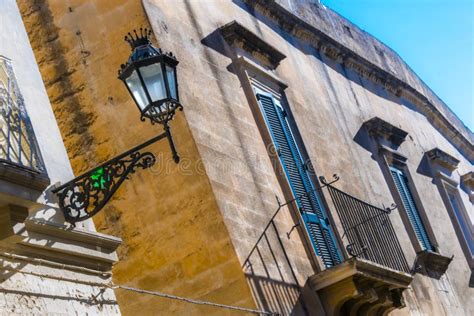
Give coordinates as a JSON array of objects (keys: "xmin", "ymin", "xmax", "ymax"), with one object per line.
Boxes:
[{"xmin": 107, "ymin": 284, "xmax": 278, "ymax": 315}]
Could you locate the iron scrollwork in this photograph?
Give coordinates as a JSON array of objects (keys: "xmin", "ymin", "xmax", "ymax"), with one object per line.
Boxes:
[{"xmin": 53, "ymin": 132, "xmax": 170, "ymax": 225}]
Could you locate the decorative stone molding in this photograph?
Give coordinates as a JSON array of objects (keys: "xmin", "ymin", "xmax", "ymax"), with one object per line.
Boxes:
[
  {"xmin": 426, "ymin": 148, "xmax": 459, "ymax": 172},
  {"xmin": 1, "ymin": 205, "xmax": 121, "ymax": 272},
  {"xmin": 220, "ymin": 21, "xmax": 286, "ymax": 69},
  {"xmin": 461, "ymin": 171, "xmax": 474, "ymax": 203},
  {"xmin": 243, "ymin": 0, "xmax": 473, "ymax": 162},
  {"xmin": 363, "ymin": 117, "xmax": 408, "ymax": 147},
  {"xmin": 413, "ymin": 250, "xmax": 454, "ymax": 280},
  {"xmin": 309, "ymin": 258, "xmax": 413, "ymax": 316}
]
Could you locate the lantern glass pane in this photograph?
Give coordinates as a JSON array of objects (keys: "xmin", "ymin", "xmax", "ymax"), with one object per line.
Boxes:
[
  {"xmin": 125, "ymin": 70, "xmax": 148, "ymax": 110},
  {"xmin": 166, "ymin": 65, "xmax": 177, "ymax": 100},
  {"xmin": 141, "ymin": 63, "xmax": 166, "ymax": 102}
]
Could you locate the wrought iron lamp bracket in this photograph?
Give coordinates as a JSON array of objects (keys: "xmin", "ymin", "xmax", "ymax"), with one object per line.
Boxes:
[{"xmin": 52, "ymin": 129, "xmax": 178, "ymax": 225}]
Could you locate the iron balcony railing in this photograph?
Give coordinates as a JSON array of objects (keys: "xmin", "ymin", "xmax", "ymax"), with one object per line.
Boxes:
[
  {"xmin": 323, "ymin": 180, "xmax": 411, "ymax": 273},
  {"xmin": 0, "ymin": 56, "xmax": 45, "ymax": 173},
  {"xmin": 244, "ymin": 175, "xmax": 410, "ymax": 279}
]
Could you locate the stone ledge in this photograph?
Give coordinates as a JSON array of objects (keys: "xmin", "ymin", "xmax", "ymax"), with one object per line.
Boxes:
[
  {"xmin": 1, "ymin": 208, "xmax": 121, "ymax": 272},
  {"xmin": 0, "ymin": 159, "xmax": 50, "ymax": 191},
  {"xmin": 309, "ymin": 258, "xmax": 413, "ymax": 316},
  {"xmin": 25, "ymin": 218, "xmax": 122, "ymax": 250}
]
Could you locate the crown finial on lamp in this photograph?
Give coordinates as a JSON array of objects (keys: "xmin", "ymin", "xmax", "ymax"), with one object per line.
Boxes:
[{"xmin": 124, "ymin": 28, "xmax": 153, "ymax": 49}]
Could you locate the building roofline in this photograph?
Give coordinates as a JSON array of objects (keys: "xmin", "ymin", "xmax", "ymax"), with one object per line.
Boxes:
[{"xmin": 244, "ymin": 0, "xmax": 473, "ymax": 162}]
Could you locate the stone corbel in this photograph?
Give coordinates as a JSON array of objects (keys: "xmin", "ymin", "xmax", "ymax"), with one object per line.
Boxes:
[
  {"xmin": 413, "ymin": 250, "xmax": 454, "ymax": 280},
  {"xmin": 461, "ymin": 171, "xmax": 474, "ymax": 203},
  {"xmin": 309, "ymin": 258, "xmax": 413, "ymax": 316}
]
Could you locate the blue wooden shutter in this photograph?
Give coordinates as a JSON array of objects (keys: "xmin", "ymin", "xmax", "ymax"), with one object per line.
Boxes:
[
  {"xmin": 256, "ymin": 92, "xmax": 341, "ymax": 268},
  {"xmin": 390, "ymin": 166, "xmax": 434, "ymax": 251}
]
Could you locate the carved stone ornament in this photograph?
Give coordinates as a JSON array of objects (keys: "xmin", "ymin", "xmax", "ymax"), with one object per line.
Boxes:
[{"xmin": 309, "ymin": 258, "xmax": 413, "ymax": 316}]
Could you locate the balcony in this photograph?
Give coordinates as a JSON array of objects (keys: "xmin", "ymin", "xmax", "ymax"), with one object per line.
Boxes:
[
  {"xmin": 308, "ymin": 180, "xmax": 413, "ymax": 315},
  {"xmin": 0, "ymin": 56, "xmax": 48, "ymax": 191},
  {"xmin": 243, "ymin": 176, "xmax": 414, "ymax": 315}
]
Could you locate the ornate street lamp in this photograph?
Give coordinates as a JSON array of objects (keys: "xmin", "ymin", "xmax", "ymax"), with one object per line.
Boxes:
[
  {"xmin": 119, "ymin": 28, "xmax": 181, "ymax": 126},
  {"xmin": 52, "ymin": 28, "xmax": 182, "ymax": 225}
]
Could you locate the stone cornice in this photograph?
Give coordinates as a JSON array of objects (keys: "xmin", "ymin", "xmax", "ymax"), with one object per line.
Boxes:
[
  {"xmin": 363, "ymin": 117, "xmax": 408, "ymax": 147},
  {"xmin": 220, "ymin": 21, "xmax": 286, "ymax": 69},
  {"xmin": 243, "ymin": 0, "xmax": 473, "ymax": 162},
  {"xmin": 426, "ymin": 148, "xmax": 460, "ymax": 172}
]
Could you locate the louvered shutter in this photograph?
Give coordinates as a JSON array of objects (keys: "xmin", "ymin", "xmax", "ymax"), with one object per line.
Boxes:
[
  {"xmin": 257, "ymin": 93, "xmax": 341, "ymax": 268},
  {"xmin": 390, "ymin": 166, "xmax": 434, "ymax": 251}
]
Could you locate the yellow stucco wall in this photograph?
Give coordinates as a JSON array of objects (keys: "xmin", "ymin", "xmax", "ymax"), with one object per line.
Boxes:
[{"xmin": 18, "ymin": 0, "xmax": 256, "ymax": 314}]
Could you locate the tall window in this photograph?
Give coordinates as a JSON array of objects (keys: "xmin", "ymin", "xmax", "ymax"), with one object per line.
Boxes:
[
  {"xmin": 255, "ymin": 87, "xmax": 341, "ymax": 268},
  {"xmin": 444, "ymin": 183, "xmax": 474, "ymax": 259},
  {"xmin": 0, "ymin": 56, "xmax": 44, "ymax": 172},
  {"xmin": 390, "ymin": 166, "xmax": 435, "ymax": 251}
]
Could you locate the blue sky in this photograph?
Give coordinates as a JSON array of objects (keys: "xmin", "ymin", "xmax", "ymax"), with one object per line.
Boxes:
[{"xmin": 321, "ymin": 0, "xmax": 473, "ymax": 131}]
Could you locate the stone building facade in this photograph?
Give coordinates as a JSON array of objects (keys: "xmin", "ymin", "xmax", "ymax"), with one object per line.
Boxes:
[
  {"xmin": 18, "ymin": 0, "xmax": 473, "ymax": 315},
  {"xmin": 0, "ymin": 0, "xmax": 121, "ymax": 314}
]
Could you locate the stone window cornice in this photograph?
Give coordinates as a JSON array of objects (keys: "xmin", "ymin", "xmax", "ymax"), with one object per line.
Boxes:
[
  {"xmin": 220, "ymin": 20, "xmax": 286, "ymax": 70},
  {"xmin": 426, "ymin": 148, "xmax": 459, "ymax": 173},
  {"xmin": 363, "ymin": 117, "xmax": 408, "ymax": 148}
]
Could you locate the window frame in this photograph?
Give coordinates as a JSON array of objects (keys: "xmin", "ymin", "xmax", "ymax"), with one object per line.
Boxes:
[
  {"xmin": 387, "ymin": 163, "xmax": 437, "ymax": 252},
  {"xmin": 252, "ymin": 85, "xmax": 344, "ymax": 269},
  {"xmin": 438, "ymin": 179, "xmax": 474, "ymax": 268}
]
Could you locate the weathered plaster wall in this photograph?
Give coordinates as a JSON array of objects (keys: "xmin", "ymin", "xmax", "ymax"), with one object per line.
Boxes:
[
  {"xmin": 0, "ymin": 256, "xmax": 118, "ymax": 315},
  {"xmin": 144, "ymin": 0, "xmax": 473, "ymax": 315},
  {"xmin": 18, "ymin": 0, "xmax": 256, "ymax": 315},
  {"xmin": 1, "ymin": 1, "xmax": 120, "ymax": 314}
]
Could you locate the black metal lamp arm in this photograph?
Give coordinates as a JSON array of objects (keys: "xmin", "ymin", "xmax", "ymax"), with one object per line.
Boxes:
[{"xmin": 52, "ymin": 129, "xmax": 178, "ymax": 225}]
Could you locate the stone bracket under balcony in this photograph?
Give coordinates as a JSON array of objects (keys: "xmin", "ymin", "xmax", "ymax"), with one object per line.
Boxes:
[
  {"xmin": 413, "ymin": 250, "xmax": 453, "ymax": 279},
  {"xmin": 309, "ymin": 258, "xmax": 413, "ymax": 316}
]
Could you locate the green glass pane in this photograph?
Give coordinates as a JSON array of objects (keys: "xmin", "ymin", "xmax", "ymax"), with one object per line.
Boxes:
[{"xmin": 90, "ymin": 167, "xmax": 108, "ymax": 189}]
